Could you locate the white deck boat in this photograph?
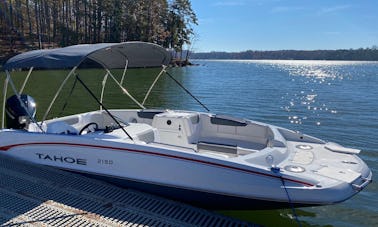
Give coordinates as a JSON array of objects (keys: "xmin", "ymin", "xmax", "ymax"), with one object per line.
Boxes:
[{"xmin": 0, "ymin": 42, "xmax": 372, "ymax": 209}]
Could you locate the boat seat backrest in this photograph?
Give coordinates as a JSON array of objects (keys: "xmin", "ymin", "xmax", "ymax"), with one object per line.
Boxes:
[
  {"xmin": 73, "ymin": 112, "xmax": 105, "ymax": 130},
  {"xmin": 198, "ymin": 115, "xmax": 269, "ymax": 149},
  {"xmin": 126, "ymin": 123, "xmax": 156, "ymax": 143},
  {"xmin": 27, "ymin": 122, "xmax": 47, "ymax": 133},
  {"xmin": 236, "ymin": 123, "xmax": 269, "ymax": 144},
  {"xmin": 46, "ymin": 121, "xmax": 79, "ymax": 134}
]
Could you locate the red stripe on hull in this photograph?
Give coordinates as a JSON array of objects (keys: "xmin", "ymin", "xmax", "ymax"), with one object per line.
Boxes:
[{"xmin": 0, "ymin": 142, "xmax": 314, "ymax": 187}]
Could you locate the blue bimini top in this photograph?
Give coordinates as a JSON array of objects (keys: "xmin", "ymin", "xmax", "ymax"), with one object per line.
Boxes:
[{"xmin": 3, "ymin": 41, "xmax": 171, "ymax": 70}]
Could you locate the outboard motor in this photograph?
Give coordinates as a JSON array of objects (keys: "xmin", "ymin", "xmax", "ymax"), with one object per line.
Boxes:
[{"xmin": 5, "ymin": 94, "xmax": 36, "ymax": 129}]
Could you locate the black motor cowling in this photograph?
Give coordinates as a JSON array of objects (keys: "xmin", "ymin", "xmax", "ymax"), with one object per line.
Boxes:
[{"xmin": 5, "ymin": 94, "xmax": 36, "ymax": 129}]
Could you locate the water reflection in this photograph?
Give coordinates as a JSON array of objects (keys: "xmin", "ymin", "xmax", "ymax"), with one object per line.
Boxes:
[
  {"xmin": 268, "ymin": 61, "xmax": 346, "ymax": 127},
  {"xmin": 219, "ymin": 208, "xmax": 327, "ymax": 227},
  {"xmin": 190, "ymin": 60, "xmax": 378, "ymax": 227}
]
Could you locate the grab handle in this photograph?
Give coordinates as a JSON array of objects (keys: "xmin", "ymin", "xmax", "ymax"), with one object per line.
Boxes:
[{"xmin": 352, "ymin": 177, "xmax": 372, "ymax": 191}]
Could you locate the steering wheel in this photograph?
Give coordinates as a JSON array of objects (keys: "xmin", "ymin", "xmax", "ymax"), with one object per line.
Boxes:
[{"xmin": 79, "ymin": 122, "xmax": 99, "ymax": 135}]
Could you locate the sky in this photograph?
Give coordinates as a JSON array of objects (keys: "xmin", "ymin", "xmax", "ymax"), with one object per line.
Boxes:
[{"xmin": 190, "ymin": 0, "xmax": 378, "ymax": 52}]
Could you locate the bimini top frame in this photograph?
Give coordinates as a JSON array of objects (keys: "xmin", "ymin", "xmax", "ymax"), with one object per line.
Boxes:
[
  {"xmin": 2, "ymin": 42, "xmax": 171, "ymax": 131},
  {"xmin": 3, "ymin": 41, "xmax": 171, "ymax": 70}
]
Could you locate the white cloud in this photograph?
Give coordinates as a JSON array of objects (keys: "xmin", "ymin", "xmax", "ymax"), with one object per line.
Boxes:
[
  {"xmin": 270, "ymin": 6, "xmax": 304, "ymax": 13},
  {"xmin": 319, "ymin": 5, "xmax": 352, "ymax": 14}
]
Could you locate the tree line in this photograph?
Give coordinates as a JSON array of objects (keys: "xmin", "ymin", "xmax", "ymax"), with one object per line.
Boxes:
[
  {"xmin": 0, "ymin": 0, "xmax": 197, "ymax": 63},
  {"xmin": 191, "ymin": 47, "xmax": 378, "ymax": 61}
]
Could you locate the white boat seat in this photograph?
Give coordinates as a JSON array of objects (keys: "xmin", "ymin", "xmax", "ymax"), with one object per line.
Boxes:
[
  {"xmin": 73, "ymin": 112, "xmax": 105, "ymax": 130},
  {"xmin": 46, "ymin": 121, "xmax": 79, "ymax": 135},
  {"xmin": 197, "ymin": 141, "xmax": 238, "ymax": 155},
  {"xmin": 27, "ymin": 122, "xmax": 47, "ymax": 133},
  {"xmin": 126, "ymin": 123, "xmax": 156, "ymax": 143},
  {"xmin": 103, "ymin": 123, "xmax": 156, "ymax": 143},
  {"xmin": 198, "ymin": 137, "xmax": 266, "ymax": 150}
]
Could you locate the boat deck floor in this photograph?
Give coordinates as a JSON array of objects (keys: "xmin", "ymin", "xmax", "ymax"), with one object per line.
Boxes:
[{"xmin": 0, "ymin": 153, "xmax": 256, "ymax": 227}]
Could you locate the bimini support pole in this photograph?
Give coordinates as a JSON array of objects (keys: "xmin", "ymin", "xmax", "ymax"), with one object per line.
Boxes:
[
  {"xmin": 164, "ymin": 69, "xmax": 210, "ymax": 112},
  {"xmin": 120, "ymin": 59, "xmax": 128, "ymax": 86},
  {"xmin": 142, "ymin": 65, "xmax": 167, "ymax": 106},
  {"xmin": 2, "ymin": 75, "xmax": 9, "ymax": 128},
  {"xmin": 42, "ymin": 66, "xmax": 78, "ymax": 123},
  {"xmin": 4, "ymin": 70, "xmax": 44, "ymax": 132},
  {"xmin": 105, "ymin": 69, "xmax": 145, "ymax": 109},
  {"xmin": 100, "ymin": 72, "xmax": 109, "ymax": 111},
  {"xmin": 75, "ymin": 75, "xmax": 134, "ymax": 141},
  {"xmin": 19, "ymin": 66, "xmax": 34, "ymax": 94}
]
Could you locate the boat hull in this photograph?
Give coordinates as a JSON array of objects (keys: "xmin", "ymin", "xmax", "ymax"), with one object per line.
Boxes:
[
  {"xmin": 77, "ymin": 170, "xmax": 321, "ymax": 210},
  {"xmin": 0, "ymin": 130, "xmax": 369, "ymax": 210}
]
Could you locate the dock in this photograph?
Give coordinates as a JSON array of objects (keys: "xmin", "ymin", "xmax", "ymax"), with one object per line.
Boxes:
[{"xmin": 0, "ymin": 153, "xmax": 255, "ymax": 226}]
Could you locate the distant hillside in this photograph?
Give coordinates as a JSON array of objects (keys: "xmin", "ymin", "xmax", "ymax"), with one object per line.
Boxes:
[
  {"xmin": 0, "ymin": 0, "xmax": 198, "ymax": 65},
  {"xmin": 191, "ymin": 48, "xmax": 378, "ymax": 61}
]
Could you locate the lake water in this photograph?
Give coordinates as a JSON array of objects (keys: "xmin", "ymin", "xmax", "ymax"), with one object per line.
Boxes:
[
  {"xmin": 1, "ymin": 60, "xmax": 377, "ymax": 226},
  {"xmin": 169, "ymin": 60, "xmax": 378, "ymax": 227}
]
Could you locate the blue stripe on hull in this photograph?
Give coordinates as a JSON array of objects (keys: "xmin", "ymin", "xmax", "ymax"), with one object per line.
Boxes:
[{"xmin": 78, "ymin": 172, "xmax": 318, "ymax": 210}]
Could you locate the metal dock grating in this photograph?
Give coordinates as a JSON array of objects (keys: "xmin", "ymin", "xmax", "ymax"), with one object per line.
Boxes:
[{"xmin": 0, "ymin": 153, "xmax": 256, "ymax": 226}]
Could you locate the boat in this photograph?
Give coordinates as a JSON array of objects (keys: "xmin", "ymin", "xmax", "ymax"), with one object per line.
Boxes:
[{"xmin": 0, "ymin": 42, "xmax": 372, "ymax": 209}]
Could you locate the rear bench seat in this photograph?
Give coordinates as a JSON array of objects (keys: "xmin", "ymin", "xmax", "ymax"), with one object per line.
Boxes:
[{"xmin": 198, "ymin": 115, "xmax": 270, "ymax": 150}]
